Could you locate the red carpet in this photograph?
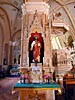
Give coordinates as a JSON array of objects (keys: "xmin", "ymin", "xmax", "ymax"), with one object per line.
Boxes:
[{"xmin": 0, "ymin": 77, "xmax": 19, "ymax": 100}]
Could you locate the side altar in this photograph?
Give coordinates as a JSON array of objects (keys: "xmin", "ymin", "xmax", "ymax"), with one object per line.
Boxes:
[
  {"xmin": 13, "ymin": 1, "xmax": 61, "ymax": 100},
  {"xmin": 13, "ymin": 82, "xmax": 60, "ymax": 100}
]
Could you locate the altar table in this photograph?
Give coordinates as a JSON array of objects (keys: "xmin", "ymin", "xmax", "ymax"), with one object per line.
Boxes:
[{"xmin": 13, "ymin": 82, "xmax": 60, "ymax": 100}]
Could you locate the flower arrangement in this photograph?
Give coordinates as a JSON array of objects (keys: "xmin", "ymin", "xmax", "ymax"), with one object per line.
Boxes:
[
  {"xmin": 44, "ymin": 74, "xmax": 49, "ymax": 79},
  {"xmin": 20, "ymin": 72, "xmax": 30, "ymax": 84},
  {"xmin": 44, "ymin": 72, "xmax": 53, "ymax": 83},
  {"xmin": 24, "ymin": 75, "xmax": 30, "ymax": 80},
  {"xmin": 24, "ymin": 75, "xmax": 30, "ymax": 83}
]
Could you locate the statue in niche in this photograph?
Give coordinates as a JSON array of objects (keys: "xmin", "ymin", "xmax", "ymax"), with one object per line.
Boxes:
[{"xmin": 30, "ymin": 36, "xmax": 41, "ymax": 62}]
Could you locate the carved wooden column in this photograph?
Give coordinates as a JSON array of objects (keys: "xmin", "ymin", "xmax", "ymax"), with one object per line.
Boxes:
[
  {"xmin": 20, "ymin": 4, "xmax": 29, "ymax": 73},
  {"xmin": 48, "ymin": 3, "xmax": 53, "ymax": 72},
  {"xmin": 20, "ymin": 14, "xmax": 24, "ymax": 72},
  {"xmin": 44, "ymin": 27, "xmax": 51, "ymax": 65}
]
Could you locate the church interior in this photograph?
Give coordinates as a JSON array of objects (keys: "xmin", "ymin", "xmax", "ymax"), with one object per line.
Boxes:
[{"xmin": 0, "ymin": 0, "xmax": 75, "ymax": 100}]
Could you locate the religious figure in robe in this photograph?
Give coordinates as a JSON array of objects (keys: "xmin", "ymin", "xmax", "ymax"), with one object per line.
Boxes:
[{"xmin": 30, "ymin": 36, "xmax": 41, "ymax": 62}]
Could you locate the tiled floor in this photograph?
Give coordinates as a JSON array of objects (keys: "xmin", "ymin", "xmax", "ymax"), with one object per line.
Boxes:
[{"xmin": 0, "ymin": 77, "xmax": 19, "ymax": 100}]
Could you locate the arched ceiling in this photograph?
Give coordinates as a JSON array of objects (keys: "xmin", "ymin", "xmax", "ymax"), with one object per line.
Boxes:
[
  {"xmin": 48, "ymin": 0, "xmax": 75, "ymax": 49},
  {"xmin": 0, "ymin": 0, "xmax": 23, "ymax": 41},
  {"xmin": 50, "ymin": 0, "xmax": 75, "ymax": 30}
]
